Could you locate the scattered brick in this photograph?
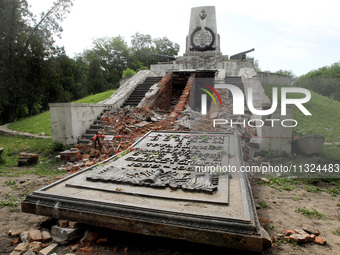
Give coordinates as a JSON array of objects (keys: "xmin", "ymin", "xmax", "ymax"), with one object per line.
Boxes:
[
  {"xmin": 79, "ymin": 246, "xmax": 94, "ymax": 253},
  {"xmin": 41, "ymin": 231, "xmax": 51, "ymax": 242},
  {"xmin": 11, "ymin": 238, "xmax": 19, "ymax": 245},
  {"xmin": 260, "ymin": 178, "xmax": 270, "ymax": 183},
  {"xmin": 29, "ymin": 241, "xmax": 42, "ymax": 253},
  {"xmin": 68, "ymin": 221, "xmax": 81, "ymax": 229},
  {"xmin": 96, "ymin": 237, "xmax": 108, "ymax": 245},
  {"xmin": 283, "ymin": 229, "xmax": 296, "ymax": 236},
  {"xmin": 8, "ymin": 229, "xmax": 25, "ymax": 237},
  {"xmin": 58, "ymin": 219, "xmax": 69, "ymax": 228},
  {"xmin": 18, "ymin": 153, "xmax": 39, "ymax": 166},
  {"xmin": 12, "ymin": 243, "xmax": 29, "ymax": 254},
  {"xmin": 60, "ymin": 149, "xmax": 80, "ymax": 162},
  {"xmin": 314, "ymin": 236, "xmax": 327, "ymax": 245},
  {"xmin": 302, "ymin": 224, "xmax": 320, "ymax": 235},
  {"xmin": 29, "ymin": 229, "xmax": 42, "ymax": 242}
]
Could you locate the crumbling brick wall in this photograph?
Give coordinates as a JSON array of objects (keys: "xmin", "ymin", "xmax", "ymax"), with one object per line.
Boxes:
[
  {"xmin": 139, "ymin": 72, "xmax": 173, "ymax": 112},
  {"xmin": 153, "ymin": 72, "xmax": 173, "ymax": 111},
  {"xmin": 167, "ymin": 74, "xmax": 195, "ymax": 122}
]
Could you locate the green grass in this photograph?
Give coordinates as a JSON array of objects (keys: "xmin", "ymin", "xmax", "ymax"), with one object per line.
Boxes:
[
  {"xmin": 7, "ymin": 89, "xmax": 115, "ymax": 135},
  {"xmin": 295, "ymin": 207, "xmax": 326, "ymax": 219},
  {"xmin": 263, "ymin": 84, "xmax": 340, "ymax": 142},
  {"xmin": 0, "ymin": 196, "xmax": 20, "ymax": 208},
  {"xmin": 259, "ymin": 177, "xmax": 299, "ymax": 191},
  {"xmin": 0, "ymin": 135, "xmax": 65, "ymax": 177},
  {"xmin": 258, "ymin": 201, "xmax": 269, "ymax": 208},
  {"xmin": 304, "ymin": 186, "xmax": 321, "ymax": 193},
  {"xmin": 72, "ymin": 90, "xmax": 114, "ymax": 103},
  {"xmin": 7, "ymin": 111, "xmax": 51, "ymax": 135}
]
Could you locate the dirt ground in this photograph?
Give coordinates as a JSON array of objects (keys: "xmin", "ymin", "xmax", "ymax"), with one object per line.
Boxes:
[
  {"xmin": 251, "ymin": 179, "xmax": 340, "ymax": 255},
  {"xmin": 0, "ymin": 169, "xmax": 339, "ymax": 254}
]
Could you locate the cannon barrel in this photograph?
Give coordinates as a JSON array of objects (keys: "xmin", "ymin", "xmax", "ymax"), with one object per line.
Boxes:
[
  {"xmin": 230, "ymin": 48, "xmax": 255, "ymax": 60},
  {"xmin": 150, "ymin": 53, "xmax": 176, "ymax": 62}
]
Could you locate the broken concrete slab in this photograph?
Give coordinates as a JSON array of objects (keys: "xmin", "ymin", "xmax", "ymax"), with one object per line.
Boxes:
[
  {"xmin": 22, "ymin": 131, "xmax": 265, "ymax": 253},
  {"xmin": 50, "ymin": 225, "xmax": 84, "ymax": 244}
]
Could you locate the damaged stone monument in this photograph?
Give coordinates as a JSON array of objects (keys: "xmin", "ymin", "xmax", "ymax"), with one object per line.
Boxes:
[{"xmin": 22, "ymin": 6, "xmax": 273, "ymax": 253}]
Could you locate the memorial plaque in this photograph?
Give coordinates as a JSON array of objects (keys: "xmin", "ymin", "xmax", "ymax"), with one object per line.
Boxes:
[
  {"xmin": 22, "ymin": 131, "xmax": 264, "ymax": 252},
  {"xmin": 67, "ymin": 131, "xmax": 230, "ymax": 204}
]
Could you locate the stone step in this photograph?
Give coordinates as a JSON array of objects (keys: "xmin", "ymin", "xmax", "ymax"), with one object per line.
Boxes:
[
  {"xmin": 93, "ymin": 120, "xmax": 103, "ymax": 125},
  {"xmin": 124, "ymin": 99, "xmax": 143, "ymax": 104},
  {"xmin": 83, "ymin": 133, "xmax": 95, "ymax": 139},
  {"xmin": 141, "ymin": 82, "xmax": 158, "ymax": 85},
  {"xmin": 131, "ymin": 92, "xmax": 147, "ymax": 96},
  {"xmin": 78, "ymin": 139, "xmax": 90, "ymax": 144},
  {"xmin": 90, "ymin": 124, "xmax": 103, "ymax": 130},
  {"xmin": 86, "ymin": 129, "xmax": 99, "ymax": 134},
  {"xmin": 134, "ymin": 87, "xmax": 151, "ymax": 91},
  {"xmin": 127, "ymin": 95, "xmax": 145, "ymax": 99},
  {"xmin": 121, "ymin": 76, "xmax": 162, "ymax": 109},
  {"xmin": 122, "ymin": 102, "xmax": 139, "ymax": 106}
]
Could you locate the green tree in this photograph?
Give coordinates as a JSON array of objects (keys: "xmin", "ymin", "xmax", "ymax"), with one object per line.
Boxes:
[
  {"xmin": 152, "ymin": 36, "xmax": 180, "ymax": 56},
  {"xmin": 129, "ymin": 33, "xmax": 180, "ymax": 71},
  {"xmin": 296, "ymin": 62, "xmax": 340, "ymax": 101},
  {"xmin": 87, "ymin": 58, "xmax": 107, "ymax": 94},
  {"xmin": 84, "ymin": 36, "xmax": 130, "ymax": 89},
  {"xmin": 276, "ymin": 69, "xmax": 296, "ymax": 84},
  {"xmin": 0, "ymin": 0, "xmax": 74, "ymax": 123},
  {"xmin": 122, "ymin": 68, "xmax": 136, "ymax": 79},
  {"xmin": 129, "ymin": 32, "xmax": 155, "ymax": 70}
]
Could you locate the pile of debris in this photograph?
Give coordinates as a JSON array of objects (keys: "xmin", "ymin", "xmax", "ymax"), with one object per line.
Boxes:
[
  {"xmin": 7, "ymin": 219, "xmax": 111, "ymax": 255},
  {"xmin": 272, "ymin": 224, "xmax": 327, "ymax": 246},
  {"xmin": 58, "ymin": 105, "xmax": 190, "ymax": 173},
  {"xmin": 8, "ymin": 227, "xmax": 54, "ymax": 255},
  {"xmin": 18, "ymin": 153, "xmax": 39, "ymax": 167}
]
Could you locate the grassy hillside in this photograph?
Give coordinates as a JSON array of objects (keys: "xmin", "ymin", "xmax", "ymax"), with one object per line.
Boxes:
[
  {"xmin": 7, "ymin": 90, "xmax": 115, "ymax": 136},
  {"xmin": 262, "ymin": 85, "xmax": 340, "ymax": 142}
]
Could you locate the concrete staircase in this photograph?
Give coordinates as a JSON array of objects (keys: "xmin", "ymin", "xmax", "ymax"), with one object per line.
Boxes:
[
  {"xmin": 122, "ymin": 76, "xmax": 162, "ymax": 107},
  {"xmin": 78, "ymin": 109, "xmax": 109, "ymax": 145},
  {"xmin": 78, "ymin": 76, "xmax": 162, "ymax": 144}
]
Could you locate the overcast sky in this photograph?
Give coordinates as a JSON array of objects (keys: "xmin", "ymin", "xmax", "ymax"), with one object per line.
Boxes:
[{"xmin": 28, "ymin": 0, "xmax": 340, "ymax": 76}]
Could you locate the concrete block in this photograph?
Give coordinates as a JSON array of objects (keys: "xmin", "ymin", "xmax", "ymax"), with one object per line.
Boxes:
[
  {"xmin": 51, "ymin": 225, "xmax": 83, "ymax": 244},
  {"xmin": 294, "ymin": 134, "xmax": 325, "ymax": 156},
  {"xmin": 38, "ymin": 243, "xmax": 58, "ymax": 255}
]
